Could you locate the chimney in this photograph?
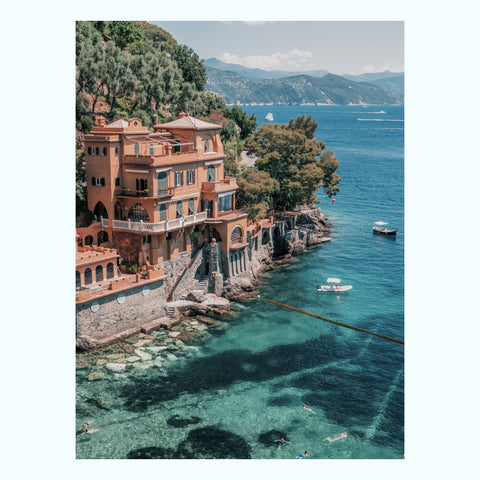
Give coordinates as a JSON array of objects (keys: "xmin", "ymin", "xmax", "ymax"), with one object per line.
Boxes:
[
  {"xmin": 153, "ymin": 114, "xmax": 158, "ymax": 125},
  {"xmin": 179, "ymin": 111, "xmax": 187, "ymax": 118}
]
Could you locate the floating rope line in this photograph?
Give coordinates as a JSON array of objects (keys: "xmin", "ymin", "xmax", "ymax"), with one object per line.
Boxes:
[{"xmin": 266, "ymin": 299, "xmax": 404, "ymax": 345}]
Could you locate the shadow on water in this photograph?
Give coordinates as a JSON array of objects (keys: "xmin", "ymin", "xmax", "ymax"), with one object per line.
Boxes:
[{"xmin": 127, "ymin": 426, "xmax": 251, "ymax": 459}]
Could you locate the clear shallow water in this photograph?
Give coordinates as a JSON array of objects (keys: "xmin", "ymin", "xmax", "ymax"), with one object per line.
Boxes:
[{"xmin": 76, "ymin": 105, "xmax": 404, "ymax": 459}]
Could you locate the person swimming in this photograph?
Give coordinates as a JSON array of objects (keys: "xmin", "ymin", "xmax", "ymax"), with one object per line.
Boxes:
[
  {"xmin": 325, "ymin": 432, "xmax": 347, "ymax": 443},
  {"xmin": 303, "ymin": 404, "xmax": 316, "ymax": 414},
  {"xmin": 296, "ymin": 451, "xmax": 309, "ymax": 458}
]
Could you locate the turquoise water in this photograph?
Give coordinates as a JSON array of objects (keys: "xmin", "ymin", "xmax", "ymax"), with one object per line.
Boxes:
[{"xmin": 76, "ymin": 105, "xmax": 404, "ymax": 459}]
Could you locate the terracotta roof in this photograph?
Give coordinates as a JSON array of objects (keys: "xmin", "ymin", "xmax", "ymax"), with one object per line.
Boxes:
[
  {"xmin": 159, "ymin": 116, "xmax": 222, "ymax": 130},
  {"xmin": 107, "ymin": 119, "xmax": 129, "ymax": 128}
]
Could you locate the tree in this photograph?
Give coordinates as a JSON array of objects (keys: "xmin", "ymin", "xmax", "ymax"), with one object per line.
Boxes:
[
  {"xmin": 237, "ymin": 171, "xmax": 278, "ymax": 220},
  {"xmin": 287, "ymin": 114, "xmax": 320, "ymax": 141},
  {"xmin": 106, "ymin": 21, "xmax": 144, "ymax": 52},
  {"xmin": 172, "ymin": 44, "xmax": 207, "ymax": 91},
  {"xmin": 224, "ymin": 106, "xmax": 257, "ymax": 140},
  {"xmin": 245, "ymin": 116, "xmax": 341, "ymax": 209}
]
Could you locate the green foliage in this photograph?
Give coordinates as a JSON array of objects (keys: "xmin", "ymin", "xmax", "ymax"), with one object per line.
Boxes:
[
  {"xmin": 245, "ymin": 116, "xmax": 341, "ymax": 209},
  {"xmin": 237, "ymin": 171, "xmax": 278, "ymax": 219},
  {"xmin": 189, "ymin": 230, "xmax": 202, "ymax": 245},
  {"xmin": 224, "ymin": 106, "xmax": 257, "ymax": 140},
  {"xmin": 106, "ymin": 21, "xmax": 144, "ymax": 52},
  {"xmin": 172, "ymin": 44, "xmax": 207, "ymax": 91}
]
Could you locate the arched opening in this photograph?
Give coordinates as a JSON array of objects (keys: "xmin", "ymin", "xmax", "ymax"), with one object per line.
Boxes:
[
  {"xmin": 231, "ymin": 226, "xmax": 243, "ymax": 244},
  {"xmin": 204, "ymin": 199, "xmax": 213, "ymax": 218},
  {"xmin": 273, "ymin": 226, "xmax": 281, "ymax": 237},
  {"xmin": 210, "ymin": 228, "xmax": 222, "ymax": 243},
  {"xmin": 97, "ymin": 230, "xmax": 109, "ymax": 245},
  {"xmin": 102, "ymin": 147, "xmax": 107, "ymax": 155},
  {"xmin": 77, "ymin": 237, "xmax": 83, "ymax": 247},
  {"xmin": 76, "ymin": 271, "xmax": 81, "ymax": 288},
  {"xmin": 207, "ymin": 165, "xmax": 216, "ymax": 182},
  {"xmin": 262, "ymin": 231, "xmax": 270, "ymax": 245},
  {"xmin": 95, "ymin": 265, "xmax": 103, "ymax": 282},
  {"xmin": 286, "ymin": 220, "xmax": 293, "ymax": 230},
  {"xmin": 128, "ymin": 203, "xmax": 150, "ymax": 222},
  {"xmin": 157, "ymin": 171, "xmax": 168, "ymax": 195},
  {"xmin": 93, "ymin": 201, "xmax": 108, "ymax": 220},
  {"xmin": 85, "ymin": 235, "xmax": 93, "ymax": 246},
  {"xmin": 106, "ymin": 263, "xmax": 115, "ymax": 279},
  {"xmin": 84, "ymin": 268, "xmax": 92, "ymax": 284}
]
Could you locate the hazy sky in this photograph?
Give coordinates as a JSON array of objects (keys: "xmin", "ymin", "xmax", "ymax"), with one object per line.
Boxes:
[{"xmin": 152, "ymin": 21, "xmax": 404, "ymax": 75}]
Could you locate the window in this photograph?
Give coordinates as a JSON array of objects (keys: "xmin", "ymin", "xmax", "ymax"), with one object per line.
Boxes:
[
  {"xmin": 92, "ymin": 177, "xmax": 106, "ymax": 186},
  {"xmin": 143, "ymin": 235, "xmax": 151, "ymax": 245},
  {"xmin": 95, "ymin": 147, "xmax": 99, "ymax": 155},
  {"xmin": 149, "ymin": 144, "xmax": 154, "ymax": 156},
  {"xmin": 187, "ymin": 169, "xmax": 196, "ymax": 185},
  {"xmin": 205, "ymin": 139, "xmax": 210, "ymax": 151},
  {"xmin": 174, "ymin": 171, "xmax": 184, "ymax": 187},
  {"xmin": 157, "ymin": 171, "xmax": 168, "ymax": 195},
  {"xmin": 95, "ymin": 265, "xmax": 103, "ymax": 282},
  {"xmin": 173, "ymin": 140, "xmax": 181, "ymax": 153},
  {"xmin": 101, "ymin": 147, "xmax": 107, "ymax": 155},
  {"xmin": 160, "ymin": 204, "xmax": 167, "ymax": 220},
  {"xmin": 128, "ymin": 203, "xmax": 150, "ymax": 222},
  {"xmin": 106, "ymin": 263, "xmax": 115, "ymax": 279},
  {"xmin": 207, "ymin": 165, "xmax": 216, "ymax": 182},
  {"xmin": 176, "ymin": 201, "xmax": 184, "ymax": 218},
  {"xmin": 88, "ymin": 146, "xmax": 92, "ymax": 155},
  {"xmin": 188, "ymin": 198, "xmax": 195, "ymax": 215},
  {"xmin": 115, "ymin": 177, "xmax": 120, "ymax": 186},
  {"xmin": 115, "ymin": 147, "xmax": 119, "ymax": 156},
  {"xmin": 136, "ymin": 178, "xmax": 148, "ymax": 195},
  {"xmin": 84, "ymin": 268, "xmax": 92, "ymax": 284},
  {"xmin": 218, "ymin": 194, "xmax": 233, "ymax": 212}
]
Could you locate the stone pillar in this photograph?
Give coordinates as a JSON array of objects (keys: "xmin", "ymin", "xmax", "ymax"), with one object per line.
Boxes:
[{"xmin": 211, "ymin": 272, "xmax": 224, "ymax": 297}]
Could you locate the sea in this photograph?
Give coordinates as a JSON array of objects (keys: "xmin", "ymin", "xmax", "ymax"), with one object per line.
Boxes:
[{"xmin": 76, "ymin": 104, "xmax": 404, "ymax": 461}]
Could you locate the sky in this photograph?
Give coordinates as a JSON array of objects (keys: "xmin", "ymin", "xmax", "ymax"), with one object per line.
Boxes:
[{"xmin": 151, "ymin": 21, "xmax": 404, "ymax": 75}]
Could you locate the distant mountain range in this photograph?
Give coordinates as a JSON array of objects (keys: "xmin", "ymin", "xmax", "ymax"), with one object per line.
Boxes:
[{"xmin": 204, "ymin": 58, "xmax": 404, "ymax": 105}]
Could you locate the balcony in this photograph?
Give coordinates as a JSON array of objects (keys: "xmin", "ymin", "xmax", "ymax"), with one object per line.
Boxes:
[
  {"xmin": 101, "ymin": 211, "xmax": 207, "ymax": 233},
  {"xmin": 201, "ymin": 177, "xmax": 238, "ymax": 193},
  {"xmin": 115, "ymin": 187, "xmax": 176, "ymax": 199}
]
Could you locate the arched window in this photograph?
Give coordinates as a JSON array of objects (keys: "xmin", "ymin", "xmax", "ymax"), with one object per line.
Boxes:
[
  {"xmin": 188, "ymin": 198, "xmax": 195, "ymax": 215},
  {"xmin": 157, "ymin": 171, "xmax": 168, "ymax": 195},
  {"xmin": 231, "ymin": 226, "xmax": 243, "ymax": 244},
  {"xmin": 95, "ymin": 265, "xmax": 103, "ymax": 282},
  {"xmin": 101, "ymin": 147, "xmax": 107, "ymax": 155},
  {"xmin": 115, "ymin": 146, "xmax": 119, "ymax": 156},
  {"xmin": 84, "ymin": 268, "xmax": 92, "ymax": 284},
  {"xmin": 97, "ymin": 230, "xmax": 108, "ymax": 245},
  {"xmin": 262, "ymin": 231, "xmax": 270, "ymax": 245},
  {"xmin": 128, "ymin": 203, "xmax": 150, "ymax": 222},
  {"xmin": 107, "ymin": 263, "xmax": 115, "ymax": 279},
  {"xmin": 93, "ymin": 202, "xmax": 108, "ymax": 220},
  {"xmin": 85, "ymin": 235, "xmax": 93, "ymax": 246},
  {"xmin": 76, "ymin": 271, "xmax": 81, "ymax": 288},
  {"xmin": 207, "ymin": 165, "xmax": 216, "ymax": 182},
  {"xmin": 87, "ymin": 146, "xmax": 92, "ymax": 155},
  {"xmin": 176, "ymin": 201, "xmax": 184, "ymax": 219},
  {"xmin": 159, "ymin": 204, "xmax": 167, "ymax": 221},
  {"xmin": 205, "ymin": 139, "xmax": 210, "ymax": 151},
  {"xmin": 95, "ymin": 147, "xmax": 99, "ymax": 155}
]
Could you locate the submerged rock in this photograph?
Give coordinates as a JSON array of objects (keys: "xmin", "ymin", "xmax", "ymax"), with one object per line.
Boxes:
[
  {"xmin": 105, "ymin": 363, "xmax": 126, "ymax": 372},
  {"xmin": 134, "ymin": 349, "xmax": 152, "ymax": 361},
  {"xmin": 167, "ymin": 414, "xmax": 202, "ymax": 428}
]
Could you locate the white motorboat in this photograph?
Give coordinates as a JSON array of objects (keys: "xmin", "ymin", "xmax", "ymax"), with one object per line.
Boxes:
[
  {"xmin": 317, "ymin": 278, "xmax": 353, "ymax": 292},
  {"xmin": 265, "ymin": 112, "xmax": 274, "ymax": 121}
]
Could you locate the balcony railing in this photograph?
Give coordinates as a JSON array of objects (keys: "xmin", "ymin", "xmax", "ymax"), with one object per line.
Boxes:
[
  {"xmin": 115, "ymin": 187, "xmax": 175, "ymax": 198},
  {"xmin": 201, "ymin": 177, "xmax": 238, "ymax": 192},
  {"xmin": 101, "ymin": 211, "xmax": 207, "ymax": 233}
]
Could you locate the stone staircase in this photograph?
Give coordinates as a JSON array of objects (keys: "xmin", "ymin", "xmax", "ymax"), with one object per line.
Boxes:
[{"xmin": 195, "ymin": 275, "xmax": 209, "ymax": 293}]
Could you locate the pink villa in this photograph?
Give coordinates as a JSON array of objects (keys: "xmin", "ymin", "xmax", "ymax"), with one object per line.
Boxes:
[{"xmin": 76, "ymin": 112, "xmax": 248, "ymax": 288}]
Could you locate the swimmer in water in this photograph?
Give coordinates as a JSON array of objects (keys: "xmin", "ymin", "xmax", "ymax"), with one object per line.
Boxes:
[
  {"xmin": 274, "ymin": 437, "xmax": 291, "ymax": 444},
  {"xmin": 303, "ymin": 404, "xmax": 316, "ymax": 414},
  {"xmin": 326, "ymin": 432, "xmax": 347, "ymax": 443},
  {"xmin": 296, "ymin": 451, "xmax": 309, "ymax": 458}
]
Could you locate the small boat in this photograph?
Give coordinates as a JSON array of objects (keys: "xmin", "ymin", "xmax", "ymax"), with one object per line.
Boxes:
[
  {"xmin": 372, "ymin": 221, "xmax": 398, "ymax": 236},
  {"xmin": 265, "ymin": 112, "xmax": 274, "ymax": 121},
  {"xmin": 317, "ymin": 278, "xmax": 353, "ymax": 292}
]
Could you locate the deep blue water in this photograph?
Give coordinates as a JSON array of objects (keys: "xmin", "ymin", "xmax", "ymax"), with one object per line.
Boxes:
[{"xmin": 76, "ymin": 105, "xmax": 404, "ymax": 459}]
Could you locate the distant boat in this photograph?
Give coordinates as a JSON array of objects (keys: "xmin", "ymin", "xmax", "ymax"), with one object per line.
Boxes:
[
  {"xmin": 265, "ymin": 112, "xmax": 274, "ymax": 121},
  {"xmin": 317, "ymin": 278, "xmax": 353, "ymax": 292},
  {"xmin": 372, "ymin": 221, "xmax": 397, "ymax": 236}
]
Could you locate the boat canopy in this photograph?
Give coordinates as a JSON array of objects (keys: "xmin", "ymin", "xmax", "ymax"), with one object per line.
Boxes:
[
  {"xmin": 327, "ymin": 278, "xmax": 341, "ymax": 283},
  {"xmin": 374, "ymin": 221, "xmax": 388, "ymax": 225}
]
